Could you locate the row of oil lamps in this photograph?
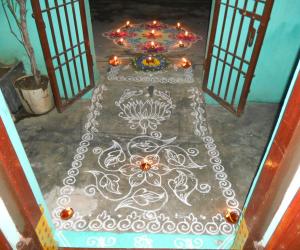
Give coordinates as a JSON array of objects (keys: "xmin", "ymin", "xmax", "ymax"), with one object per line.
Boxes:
[
  {"xmin": 109, "ymin": 55, "xmax": 191, "ymax": 68},
  {"xmin": 117, "ymin": 37, "xmax": 186, "ymax": 48},
  {"xmin": 122, "ymin": 20, "xmax": 184, "ymax": 29}
]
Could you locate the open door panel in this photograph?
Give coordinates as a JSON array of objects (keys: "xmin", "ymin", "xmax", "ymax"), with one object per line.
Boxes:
[
  {"xmin": 32, "ymin": 0, "xmax": 95, "ymax": 112},
  {"xmin": 203, "ymin": 0, "xmax": 274, "ymax": 116}
]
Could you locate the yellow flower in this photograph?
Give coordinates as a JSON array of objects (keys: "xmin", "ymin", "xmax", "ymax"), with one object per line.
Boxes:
[{"xmin": 142, "ymin": 58, "xmax": 161, "ymax": 67}]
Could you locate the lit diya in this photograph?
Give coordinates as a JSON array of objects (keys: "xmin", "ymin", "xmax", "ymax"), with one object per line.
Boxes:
[
  {"xmin": 179, "ymin": 40, "xmax": 184, "ymax": 48},
  {"xmin": 146, "ymin": 20, "xmax": 161, "ymax": 29},
  {"xmin": 141, "ymin": 41, "xmax": 166, "ymax": 53},
  {"xmin": 150, "ymin": 41, "xmax": 156, "ymax": 49},
  {"xmin": 125, "ymin": 20, "xmax": 131, "ymax": 28},
  {"xmin": 110, "ymin": 28, "xmax": 123, "ymax": 38},
  {"xmin": 176, "ymin": 22, "xmax": 181, "ymax": 30},
  {"xmin": 140, "ymin": 158, "xmax": 152, "ymax": 171},
  {"xmin": 150, "ymin": 29, "xmax": 156, "ymax": 37},
  {"xmin": 224, "ymin": 209, "xmax": 239, "ymax": 224},
  {"xmin": 181, "ymin": 57, "xmax": 191, "ymax": 68},
  {"xmin": 118, "ymin": 38, "xmax": 124, "ymax": 45},
  {"xmin": 60, "ymin": 207, "xmax": 74, "ymax": 220},
  {"xmin": 133, "ymin": 54, "xmax": 168, "ymax": 72},
  {"xmin": 109, "ymin": 56, "xmax": 120, "ymax": 66},
  {"xmin": 146, "ymin": 55, "xmax": 155, "ymax": 64}
]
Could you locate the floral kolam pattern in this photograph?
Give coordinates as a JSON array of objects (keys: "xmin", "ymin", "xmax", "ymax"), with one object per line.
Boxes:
[
  {"xmin": 103, "ymin": 21, "xmax": 202, "ymax": 54},
  {"xmin": 52, "ymin": 84, "xmax": 240, "ymax": 239}
]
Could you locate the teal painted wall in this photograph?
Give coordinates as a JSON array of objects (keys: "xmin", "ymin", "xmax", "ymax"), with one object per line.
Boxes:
[
  {"xmin": 1, "ymin": 0, "xmax": 299, "ymax": 103},
  {"xmin": 248, "ymin": 0, "xmax": 300, "ymax": 103},
  {"xmin": 205, "ymin": 0, "xmax": 300, "ymax": 105},
  {"xmin": 0, "ymin": 1, "xmax": 47, "ymax": 74},
  {"xmin": 0, "ymin": 0, "xmax": 99, "ymax": 99}
]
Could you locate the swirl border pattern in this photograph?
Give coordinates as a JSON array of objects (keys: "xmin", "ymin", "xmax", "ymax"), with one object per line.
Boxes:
[
  {"xmin": 107, "ymin": 65, "xmax": 194, "ymax": 84},
  {"xmin": 51, "ymin": 85, "xmax": 240, "ymax": 236}
]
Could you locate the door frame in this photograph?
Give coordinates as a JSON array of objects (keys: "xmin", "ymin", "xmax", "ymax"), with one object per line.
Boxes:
[
  {"xmin": 1, "ymin": 0, "xmax": 299, "ymax": 248},
  {"xmin": 236, "ymin": 61, "xmax": 300, "ymax": 249}
]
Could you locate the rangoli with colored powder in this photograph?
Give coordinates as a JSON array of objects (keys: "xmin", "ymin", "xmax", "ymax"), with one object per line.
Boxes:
[{"xmin": 103, "ymin": 21, "xmax": 202, "ymax": 53}]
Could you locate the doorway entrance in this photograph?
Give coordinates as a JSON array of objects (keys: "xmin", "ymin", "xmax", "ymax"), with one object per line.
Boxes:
[{"xmin": 2, "ymin": 0, "xmax": 288, "ymax": 249}]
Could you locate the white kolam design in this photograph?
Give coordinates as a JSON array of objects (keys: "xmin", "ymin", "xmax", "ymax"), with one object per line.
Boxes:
[
  {"xmin": 115, "ymin": 88, "xmax": 176, "ymax": 134},
  {"xmin": 134, "ymin": 235, "xmax": 153, "ymax": 248},
  {"xmin": 52, "ymin": 84, "xmax": 240, "ymax": 237},
  {"xmin": 107, "ymin": 64, "xmax": 194, "ymax": 84},
  {"xmin": 174, "ymin": 237, "xmax": 204, "ymax": 249},
  {"xmin": 189, "ymin": 87, "xmax": 240, "ymax": 213},
  {"xmin": 86, "ymin": 236, "xmax": 117, "ymax": 247}
]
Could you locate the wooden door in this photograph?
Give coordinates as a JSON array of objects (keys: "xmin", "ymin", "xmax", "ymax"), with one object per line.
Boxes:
[
  {"xmin": 203, "ymin": 0, "xmax": 274, "ymax": 116},
  {"xmin": 32, "ymin": 0, "xmax": 95, "ymax": 112}
]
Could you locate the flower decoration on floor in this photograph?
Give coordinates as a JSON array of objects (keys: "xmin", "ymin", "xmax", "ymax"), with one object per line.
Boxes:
[
  {"xmin": 132, "ymin": 54, "xmax": 169, "ymax": 72},
  {"xmin": 140, "ymin": 41, "xmax": 166, "ymax": 53},
  {"xmin": 104, "ymin": 28, "xmax": 136, "ymax": 39},
  {"xmin": 119, "ymin": 154, "xmax": 170, "ymax": 187},
  {"xmin": 175, "ymin": 31, "xmax": 199, "ymax": 42},
  {"xmin": 145, "ymin": 20, "xmax": 167, "ymax": 30},
  {"xmin": 103, "ymin": 21, "xmax": 202, "ymax": 53},
  {"xmin": 142, "ymin": 29, "xmax": 162, "ymax": 39}
]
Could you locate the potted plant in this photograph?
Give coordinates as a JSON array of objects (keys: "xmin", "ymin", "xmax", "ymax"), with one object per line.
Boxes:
[{"xmin": 2, "ymin": 0, "xmax": 54, "ymax": 114}]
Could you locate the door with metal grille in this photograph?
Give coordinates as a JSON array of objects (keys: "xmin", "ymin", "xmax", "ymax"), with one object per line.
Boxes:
[
  {"xmin": 203, "ymin": 0, "xmax": 274, "ymax": 116},
  {"xmin": 31, "ymin": 0, "xmax": 95, "ymax": 112}
]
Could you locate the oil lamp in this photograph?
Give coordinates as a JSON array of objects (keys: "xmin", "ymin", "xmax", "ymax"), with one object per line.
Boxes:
[
  {"xmin": 150, "ymin": 41, "xmax": 156, "ymax": 49},
  {"xmin": 176, "ymin": 22, "xmax": 181, "ymax": 29},
  {"xmin": 125, "ymin": 20, "xmax": 131, "ymax": 28},
  {"xmin": 179, "ymin": 40, "xmax": 184, "ymax": 48},
  {"xmin": 140, "ymin": 158, "xmax": 152, "ymax": 171},
  {"xmin": 60, "ymin": 207, "xmax": 74, "ymax": 220},
  {"xmin": 146, "ymin": 55, "xmax": 154, "ymax": 64},
  {"xmin": 224, "ymin": 209, "xmax": 239, "ymax": 224},
  {"xmin": 150, "ymin": 29, "xmax": 155, "ymax": 36},
  {"xmin": 181, "ymin": 57, "xmax": 191, "ymax": 68},
  {"xmin": 153, "ymin": 20, "xmax": 157, "ymax": 26},
  {"xmin": 118, "ymin": 38, "xmax": 124, "ymax": 45},
  {"xmin": 116, "ymin": 28, "xmax": 121, "ymax": 35},
  {"xmin": 184, "ymin": 31, "xmax": 189, "ymax": 38},
  {"xmin": 109, "ymin": 56, "xmax": 120, "ymax": 66}
]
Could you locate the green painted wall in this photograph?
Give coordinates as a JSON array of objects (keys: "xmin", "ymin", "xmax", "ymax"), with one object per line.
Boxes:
[
  {"xmin": 0, "ymin": 0, "xmax": 99, "ymax": 99},
  {"xmin": 205, "ymin": 0, "xmax": 300, "ymax": 105},
  {"xmin": 1, "ymin": 1, "xmax": 299, "ymax": 103},
  {"xmin": 0, "ymin": 1, "xmax": 47, "ymax": 74},
  {"xmin": 248, "ymin": 0, "xmax": 300, "ymax": 103}
]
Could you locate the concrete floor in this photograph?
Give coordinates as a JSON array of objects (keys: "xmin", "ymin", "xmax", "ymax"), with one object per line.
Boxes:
[
  {"xmin": 15, "ymin": 100, "xmax": 279, "ymax": 218},
  {"xmin": 14, "ymin": 0, "xmax": 280, "ymax": 242}
]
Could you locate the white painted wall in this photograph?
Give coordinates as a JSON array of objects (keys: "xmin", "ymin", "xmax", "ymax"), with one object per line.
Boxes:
[{"xmin": 0, "ymin": 198, "xmax": 20, "ymax": 250}]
